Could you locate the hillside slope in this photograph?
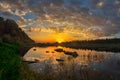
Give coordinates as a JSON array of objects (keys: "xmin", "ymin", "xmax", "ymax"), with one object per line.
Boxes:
[{"xmin": 0, "ymin": 17, "xmax": 34, "ymax": 44}]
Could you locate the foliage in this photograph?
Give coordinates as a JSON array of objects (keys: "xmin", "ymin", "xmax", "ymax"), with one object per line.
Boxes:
[
  {"xmin": 0, "ymin": 42, "xmax": 21, "ymax": 80},
  {"xmin": 0, "ymin": 42, "xmax": 37, "ymax": 80},
  {"xmin": 60, "ymin": 38, "xmax": 120, "ymax": 52}
]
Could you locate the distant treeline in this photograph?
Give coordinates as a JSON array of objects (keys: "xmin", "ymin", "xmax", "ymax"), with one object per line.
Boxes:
[
  {"xmin": 37, "ymin": 38, "xmax": 120, "ymax": 52},
  {"xmin": 62, "ymin": 38, "xmax": 120, "ymax": 44},
  {"xmin": 60, "ymin": 38, "xmax": 120, "ymax": 52}
]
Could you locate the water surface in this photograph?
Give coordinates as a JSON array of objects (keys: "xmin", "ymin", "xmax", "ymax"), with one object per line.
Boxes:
[{"xmin": 23, "ymin": 46, "xmax": 120, "ymax": 73}]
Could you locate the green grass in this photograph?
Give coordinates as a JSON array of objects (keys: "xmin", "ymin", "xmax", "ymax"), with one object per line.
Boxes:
[
  {"xmin": 0, "ymin": 42, "xmax": 21, "ymax": 80},
  {"xmin": 0, "ymin": 42, "xmax": 39, "ymax": 80}
]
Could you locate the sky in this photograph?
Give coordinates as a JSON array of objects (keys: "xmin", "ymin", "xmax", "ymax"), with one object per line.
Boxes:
[{"xmin": 0, "ymin": 0, "xmax": 120, "ymax": 43}]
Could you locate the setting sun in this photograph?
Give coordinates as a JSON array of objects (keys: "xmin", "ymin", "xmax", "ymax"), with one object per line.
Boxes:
[
  {"xmin": 56, "ymin": 38, "xmax": 64, "ymax": 43},
  {"xmin": 54, "ymin": 33, "xmax": 67, "ymax": 43}
]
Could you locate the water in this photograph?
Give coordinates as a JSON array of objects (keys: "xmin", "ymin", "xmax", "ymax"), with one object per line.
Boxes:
[{"xmin": 23, "ymin": 46, "xmax": 120, "ymax": 73}]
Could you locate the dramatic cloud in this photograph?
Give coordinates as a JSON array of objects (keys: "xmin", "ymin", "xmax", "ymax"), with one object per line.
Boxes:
[{"xmin": 0, "ymin": 0, "xmax": 120, "ymax": 42}]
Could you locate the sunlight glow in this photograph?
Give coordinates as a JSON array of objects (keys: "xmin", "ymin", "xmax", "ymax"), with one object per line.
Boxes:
[
  {"xmin": 55, "ymin": 33, "xmax": 65, "ymax": 43},
  {"xmin": 56, "ymin": 38, "xmax": 64, "ymax": 43}
]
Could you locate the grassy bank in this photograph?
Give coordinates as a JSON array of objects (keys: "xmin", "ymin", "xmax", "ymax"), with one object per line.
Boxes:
[
  {"xmin": 0, "ymin": 42, "xmax": 35, "ymax": 80},
  {"xmin": 0, "ymin": 42, "xmax": 21, "ymax": 80}
]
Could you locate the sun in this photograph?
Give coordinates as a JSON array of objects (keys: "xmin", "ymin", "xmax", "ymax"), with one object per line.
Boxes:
[
  {"xmin": 54, "ymin": 33, "xmax": 69, "ymax": 43},
  {"xmin": 56, "ymin": 38, "xmax": 64, "ymax": 43}
]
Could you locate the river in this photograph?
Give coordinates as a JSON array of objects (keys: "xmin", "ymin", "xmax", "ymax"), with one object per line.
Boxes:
[{"xmin": 23, "ymin": 46, "xmax": 120, "ymax": 74}]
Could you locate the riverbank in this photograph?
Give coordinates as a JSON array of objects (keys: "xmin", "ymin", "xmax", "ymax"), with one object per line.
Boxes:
[
  {"xmin": 60, "ymin": 43, "xmax": 120, "ymax": 52},
  {"xmin": 0, "ymin": 42, "xmax": 37, "ymax": 80},
  {"xmin": 0, "ymin": 42, "xmax": 21, "ymax": 80}
]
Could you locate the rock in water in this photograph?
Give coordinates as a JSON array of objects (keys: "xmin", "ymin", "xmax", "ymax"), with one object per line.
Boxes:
[
  {"xmin": 56, "ymin": 59, "xmax": 64, "ymax": 62},
  {"xmin": 54, "ymin": 48, "xmax": 64, "ymax": 52},
  {"xmin": 64, "ymin": 51, "xmax": 78, "ymax": 58}
]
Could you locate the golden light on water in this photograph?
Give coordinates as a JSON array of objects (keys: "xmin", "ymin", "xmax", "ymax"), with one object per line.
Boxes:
[{"xmin": 57, "ymin": 46, "xmax": 63, "ymax": 49}]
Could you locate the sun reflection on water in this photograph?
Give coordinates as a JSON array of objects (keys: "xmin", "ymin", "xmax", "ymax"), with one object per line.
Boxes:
[{"xmin": 57, "ymin": 46, "xmax": 63, "ymax": 49}]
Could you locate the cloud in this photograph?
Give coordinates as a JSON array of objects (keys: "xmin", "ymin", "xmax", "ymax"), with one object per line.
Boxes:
[
  {"xmin": 115, "ymin": 32, "xmax": 120, "ymax": 38},
  {"xmin": 0, "ymin": 0, "xmax": 120, "ymax": 41},
  {"xmin": 27, "ymin": 27, "xmax": 41, "ymax": 32}
]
